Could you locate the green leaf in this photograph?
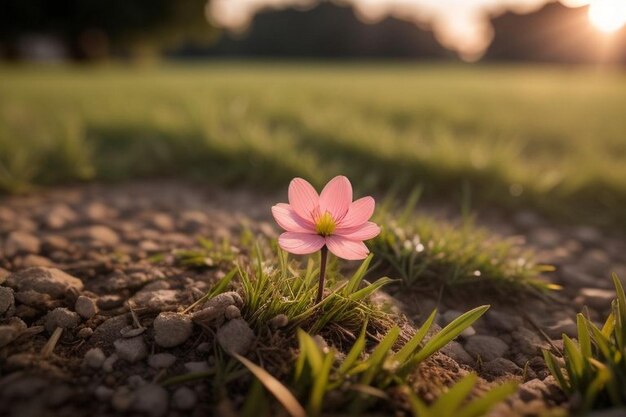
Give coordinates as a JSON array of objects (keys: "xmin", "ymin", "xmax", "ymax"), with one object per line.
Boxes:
[
  {"xmin": 456, "ymin": 380, "xmax": 518, "ymax": 417},
  {"xmin": 393, "ymin": 309, "xmax": 436, "ymax": 365},
  {"xmin": 360, "ymin": 326, "xmax": 400, "ymax": 386},
  {"xmin": 234, "ymin": 354, "xmax": 307, "ymax": 417},
  {"xmin": 339, "ymin": 321, "xmax": 368, "ymax": 374},
  {"xmin": 343, "ymin": 255, "xmax": 373, "ymax": 295},
  {"xmin": 577, "ymin": 313, "xmax": 592, "ymax": 359},
  {"xmin": 408, "ymin": 305, "xmax": 489, "ymax": 367},
  {"xmin": 432, "ymin": 373, "xmax": 477, "ymax": 417},
  {"xmin": 307, "ymin": 348, "xmax": 334, "ymax": 417}
]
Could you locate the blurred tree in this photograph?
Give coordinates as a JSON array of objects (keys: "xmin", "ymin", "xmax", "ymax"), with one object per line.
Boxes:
[{"xmin": 0, "ymin": 0, "xmax": 217, "ymax": 61}]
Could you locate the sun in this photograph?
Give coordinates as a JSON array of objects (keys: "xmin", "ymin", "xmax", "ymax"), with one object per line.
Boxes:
[{"xmin": 588, "ymin": 0, "xmax": 626, "ymax": 33}]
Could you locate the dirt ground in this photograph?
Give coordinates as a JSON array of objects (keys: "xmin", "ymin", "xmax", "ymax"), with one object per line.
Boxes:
[{"xmin": 1, "ymin": 180, "xmax": 624, "ymax": 417}]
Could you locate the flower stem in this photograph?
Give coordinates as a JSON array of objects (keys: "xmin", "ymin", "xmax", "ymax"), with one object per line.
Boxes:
[{"xmin": 316, "ymin": 246, "xmax": 328, "ymax": 304}]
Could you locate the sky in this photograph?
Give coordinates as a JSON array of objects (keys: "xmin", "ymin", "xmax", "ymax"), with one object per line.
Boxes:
[{"xmin": 207, "ymin": 0, "xmax": 594, "ymax": 59}]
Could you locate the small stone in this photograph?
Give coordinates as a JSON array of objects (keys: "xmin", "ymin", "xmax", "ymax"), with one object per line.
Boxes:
[
  {"xmin": 127, "ymin": 375, "xmax": 146, "ymax": 388},
  {"xmin": 485, "ymin": 310, "xmax": 524, "ymax": 332},
  {"xmin": 6, "ymin": 267, "xmax": 84, "ymax": 298},
  {"xmin": 19, "ymin": 254, "xmax": 54, "ymax": 268},
  {"xmin": 91, "ymin": 315, "xmax": 129, "ymax": 346},
  {"xmin": 196, "ymin": 342, "xmax": 212, "ymax": 353},
  {"xmin": 114, "ymin": 336, "xmax": 148, "ymax": 363},
  {"xmin": 131, "ymin": 289, "xmax": 179, "ymax": 311},
  {"xmin": 529, "ymin": 228, "xmax": 561, "ymax": 248},
  {"xmin": 0, "ymin": 286, "xmax": 15, "ymax": 316},
  {"xmin": 111, "ymin": 386, "xmax": 134, "ymax": 412},
  {"xmin": 154, "ymin": 312, "xmax": 193, "ymax": 348},
  {"xmin": 512, "ymin": 328, "xmax": 550, "ymax": 355},
  {"xmin": 4, "ymin": 231, "xmax": 40, "ymax": 257},
  {"xmin": 83, "ymin": 225, "xmax": 120, "ymax": 245},
  {"xmin": 97, "ymin": 295, "xmax": 124, "ymax": 310},
  {"xmin": 217, "ymin": 318, "xmax": 255, "ymax": 355},
  {"xmin": 560, "ymin": 265, "xmax": 600, "ymax": 288},
  {"xmin": 120, "ymin": 326, "xmax": 146, "ymax": 338},
  {"xmin": 577, "ymin": 288, "xmax": 615, "ymax": 311},
  {"xmin": 464, "ymin": 335, "xmax": 509, "ymax": 362},
  {"xmin": 102, "ymin": 354, "xmax": 118, "ymax": 373},
  {"xmin": 172, "ymin": 386, "xmax": 197, "ymax": 410},
  {"xmin": 75, "ymin": 296, "xmax": 98, "ymax": 319},
  {"xmin": 84, "ymin": 348, "xmax": 106, "ymax": 368},
  {"xmin": 546, "ymin": 317, "xmax": 578, "ymax": 339},
  {"xmin": 131, "ymin": 384, "xmax": 169, "ymax": 417},
  {"xmin": 151, "ymin": 214, "xmax": 175, "ymax": 232},
  {"xmin": 78, "ymin": 327, "xmax": 94, "ymax": 339},
  {"xmin": 518, "ymin": 378, "xmax": 550, "ymax": 402},
  {"xmin": 95, "ymin": 385, "xmax": 114, "ymax": 401},
  {"xmin": 44, "ymin": 205, "xmax": 77, "ymax": 229},
  {"xmin": 441, "ymin": 341, "xmax": 474, "ymax": 365},
  {"xmin": 269, "ymin": 314, "xmax": 289, "ymax": 329},
  {"xmin": 205, "ymin": 291, "xmax": 243, "ymax": 309},
  {"xmin": 148, "ymin": 353, "xmax": 177, "ymax": 369},
  {"xmin": 0, "ymin": 325, "xmax": 19, "ymax": 347},
  {"xmin": 224, "ymin": 305, "xmax": 241, "ymax": 320},
  {"xmin": 184, "ymin": 361, "xmax": 211, "ymax": 373},
  {"xmin": 482, "ymin": 358, "xmax": 522, "ymax": 377},
  {"xmin": 45, "ymin": 308, "xmax": 81, "ymax": 333}
]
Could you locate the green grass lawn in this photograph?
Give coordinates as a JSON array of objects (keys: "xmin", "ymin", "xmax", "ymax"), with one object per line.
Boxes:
[{"xmin": 1, "ymin": 62, "xmax": 625, "ymax": 228}]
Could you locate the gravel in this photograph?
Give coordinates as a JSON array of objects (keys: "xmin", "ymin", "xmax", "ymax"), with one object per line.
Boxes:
[
  {"xmin": 45, "ymin": 308, "xmax": 81, "ymax": 333},
  {"xmin": 75, "ymin": 296, "xmax": 98, "ymax": 319},
  {"xmin": 0, "ymin": 286, "xmax": 15, "ymax": 316},
  {"xmin": 153, "ymin": 312, "xmax": 193, "ymax": 348},
  {"xmin": 148, "ymin": 353, "xmax": 177, "ymax": 369},
  {"xmin": 4, "ymin": 231, "xmax": 41, "ymax": 257},
  {"xmin": 6, "ymin": 267, "xmax": 84, "ymax": 299},
  {"xmin": 84, "ymin": 348, "xmax": 106, "ymax": 369},
  {"xmin": 217, "ymin": 318, "xmax": 255, "ymax": 355},
  {"xmin": 131, "ymin": 384, "xmax": 169, "ymax": 417},
  {"xmin": 172, "ymin": 387, "xmax": 197, "ymax": 410},
  {"xmin": 114, "ymin": 336, "xmax": 148, "ymax": 363},
  {"xmin": 464, "ymin": 335, "xmax": 509, "ymax": 361}
]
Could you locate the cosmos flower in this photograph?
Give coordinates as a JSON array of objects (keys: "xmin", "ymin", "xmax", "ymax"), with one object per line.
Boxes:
[{"xmin": 272, "ymin": 176, "xmax": 380, "ymax": 260}]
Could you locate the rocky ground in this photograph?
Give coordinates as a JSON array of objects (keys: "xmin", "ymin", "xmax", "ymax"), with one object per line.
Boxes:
[{"xmin": 0, "ymin": 180, "xmax": 624, "ymax": 417}]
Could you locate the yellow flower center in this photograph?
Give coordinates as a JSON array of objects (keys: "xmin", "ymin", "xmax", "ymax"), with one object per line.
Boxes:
[{"xmin": 315, "ymin": 211, "xmax": 336, "ymax": 236}]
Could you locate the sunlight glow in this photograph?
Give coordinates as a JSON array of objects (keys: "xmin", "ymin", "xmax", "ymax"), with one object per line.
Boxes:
[{"xmin": 588, "ymin": 0, "xmax": 626, "ymax": 33}]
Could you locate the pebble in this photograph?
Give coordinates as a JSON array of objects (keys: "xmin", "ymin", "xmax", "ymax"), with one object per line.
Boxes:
[
  {"xmin": 529, "ymin": 228, "xmax": 561, "ymax": 248},
  {"xmin": 560, "ymin": 265, "xmax": 601, "ymax": 288},
  {"xmin": 120, "ymin": 326, "xmax": 146, "ymax": 338},
  {"xmin": 45, "ymin": 307, "xmax": 81, "ymax": 333},
  {"xmin": 82, "ymin": 225, "xmax": 120, "ymax": 245},
  {"xmin": 75, "ymin": 295, "xmax": 98, "ymax": 319},
  {"xmin": 197, "ymin": 342, "xmax": 212, "ymax": 353},
  {"xmin": 577, "ymin": 288, "xmax": 615, "ymax": 311},
  {"xmin": 441, "ymin": 341, "xmax": 474, "ymax": 365},
  {"xmin": 148, "ymin": 353, "xmax": 177, "ymax": 369},
  {"xmin": 97, "ymin": 294, "xmax": 124, "ymax": 310},
  {"xmin": 512, "ymin": 328, "xmax": 550, "ymax": 355},
  {"xmin": 482, "ymin": 358, "xmax": 522, "ymax": 377},
  {"xmin": 102, "ymin": 354, "xmax": 118, "ymax": 373},
  {"xmin": 184, "ymin": 361, "xmax": 211, "ymax": 373},
  {"xmin": 0, "ymin": 324, "xmax": 19, "ymax": 347},
  {"xmin": 464, "ymin": 335, "xmax": 508, "ymax": 361},
  {"xmin": 4, "ymin": 231, "xmax": 41, "ymax": 257},
  {"xmin": 270, "ymin": 314, "xmax": 289, "ymax": 329},
  {"xmin": 114, "ymin": 336, "xmax": 148, "ymax": 363},
  {"xmin": 84, "ymin": 348, "xmax": 106, "ymax": 369},
  {"xmin": 95, "ymin": 385, "xmax": 114, "ymax": 401},
  {"xmin": 43, "ymin": 205, "xmax": 77, "ymax": 229},
  {"xmin": 545, "ymin": 317, "xmax": 577, "ymax": 339},
  {"xmin": 111, "ymin": 386, "xmax": 134, "ymax": 412},
  {"xmin": 518, "ymin": 378, "xmax": 550, "ymax": 402},
  {"xmin": 91, "ymin": 315, "xmax": 129, "ymax": 345},
  {"xmin": 19, "ymin": 254, "xmax": 54, "ymax": 268},
  {"xmin": 205, "ymin": 291, "xmax": 243, "ymax": 309},
  {"xmin": 78, "ymin": 327, "xmax": 94, "ymax": 339},
  {"xmin": 154, "ymin": 312, "xmax": 193, "ymax": 348},
  {"xmin": 0, "ymin": 286, "xmax": 15, "ymax": 316},
  {"xmin": 224, "ymin": 305, "xmax": 241, "ymax": 320},
  {"xmin": 131, "ymin": 384, "xmax": 169, "ymax": 417},
  {"xmin": 131, "ymin": 289, "xmax": 179, "ymax": 311},
  {"xmin": 172, "ymin": 386, "xmax": 197, "ymax": 410},
  {"xmin": 6, "ymin": 267, "xmax": 84, "ymax": 298},
  {"xmin": 485, "ymin": 310, "xmax": 524, "ymax": 333},
  {"xmin": 217, "ymin": 318, "xmax": 255, "ymax": 355}
]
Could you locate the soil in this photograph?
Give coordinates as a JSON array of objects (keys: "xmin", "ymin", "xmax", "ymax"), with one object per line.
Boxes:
[{"xmin": 0, "ymin": 180, "xmax": 624, "ymax": 417}]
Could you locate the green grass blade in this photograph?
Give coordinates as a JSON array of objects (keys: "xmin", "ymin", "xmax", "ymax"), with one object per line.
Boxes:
[
  {"xmin": 431, "ymin": 373, "xmax": 477, "ymax": 417},
  {"xmin": 408, "ymin": 305, "xmax": 489, "ymax": 367},
  {"xmin": 360, "ymin": 326, "xmax": 400, "ymax": 385},
  {"xmin": 393, "ymin": 309, "xmax": 437, "ymax": 365},
  {"xmin": 343, "ymin": 255, "xmax": 373, "ymax": 295},
  {"xmin": 542, "ymin": 350, "xmax": 568, "ymax": 390},
  {"xmin": 577, "ymin": 313, "xmax": 592, "ymax": 358},
  {"xmin": 307, "ymin": 349, "xmax": 334, "ymax": 417},
  {"xmin": 234, "ymin": 354, "xmax": 307, "ymax": 417},
  {"xmin": 456, "ymin": 381, "xmax": 518, "ymax": 417},
  {"xmin": 339, "ymin": 321, "xmax": 368, "ymax": 374}
]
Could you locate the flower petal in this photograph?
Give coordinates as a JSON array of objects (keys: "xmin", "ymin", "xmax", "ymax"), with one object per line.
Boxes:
[
  {"xmin": 272, "ymin": 203, "xmax": 315, "ymax": 233},
  {"xmin": 278, "ymin": 232, "xmax": 325, "ymax": 255},
  {"xmin": 337, "ymin": 196, "xmax": 375, "ymax": 228},
  {"xmin": 319, "ymin": 175, "xmax": 352, "ymax": 221},
  {"xmin": 335, "ymin": 221, "xmax": 380, "ymax": 241},
  {"xmin": 288, "ymin": 178, "xmax": 319, "ymax": 222},
  {"xmin": 326, "ymin": 235, "xmax": 369, "ymax": 260}
]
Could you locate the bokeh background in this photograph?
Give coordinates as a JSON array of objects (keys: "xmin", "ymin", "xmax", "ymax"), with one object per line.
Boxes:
[{"xmin": 1, "ymin": 0, "xmax": 625, "ymax": 229}]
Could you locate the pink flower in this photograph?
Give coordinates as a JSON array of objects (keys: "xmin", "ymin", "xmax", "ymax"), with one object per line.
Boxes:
[{"xmin": 272, "ymin": 176, "xmax": 380, "ymax": 260}]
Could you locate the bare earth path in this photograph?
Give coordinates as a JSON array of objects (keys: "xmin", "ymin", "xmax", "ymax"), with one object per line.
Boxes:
[{"xmin": 0, "ymin": 181, "xmax": 624, "ymax": 417}]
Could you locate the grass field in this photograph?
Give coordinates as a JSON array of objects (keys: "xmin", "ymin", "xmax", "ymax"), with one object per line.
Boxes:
[{"xmin": 1, "ymin": 62, "xmax": 625, "ymax": 228}]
